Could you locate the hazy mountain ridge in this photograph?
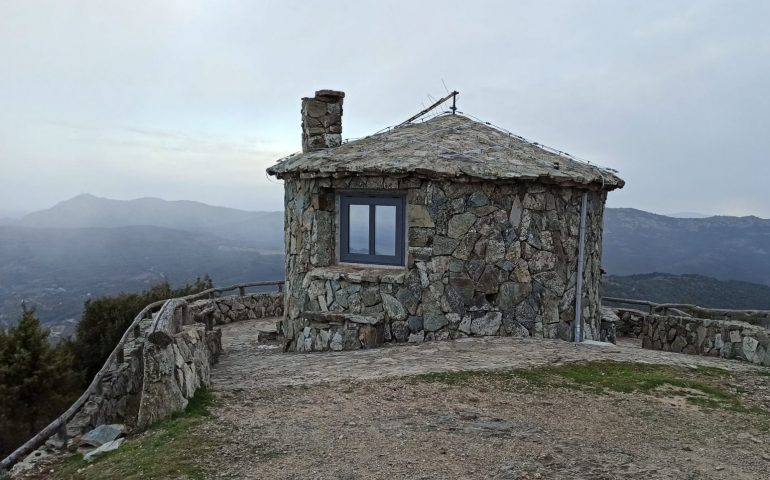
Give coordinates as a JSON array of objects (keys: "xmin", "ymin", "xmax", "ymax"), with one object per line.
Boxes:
[
  {"xmin": 603, "ymin": 208, "xmax": 770, "ymax": 286},
  {"xmin": 0, "ymin": 195, "xmax": 287, "ymax": 332},
  {"xmin": 8, "ymin": 194, "xmax": 284, "ymax": 251}
]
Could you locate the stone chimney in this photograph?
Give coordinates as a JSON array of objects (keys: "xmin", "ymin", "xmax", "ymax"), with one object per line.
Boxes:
[{"xmin": 301, "ymin": 89, "xmax": 344, "ymax": 153}]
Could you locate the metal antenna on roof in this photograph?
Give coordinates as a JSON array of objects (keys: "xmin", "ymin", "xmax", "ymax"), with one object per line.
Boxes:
[{"xmin": 396, "ymin": 90, "xmax": 460, "ymax": 128}]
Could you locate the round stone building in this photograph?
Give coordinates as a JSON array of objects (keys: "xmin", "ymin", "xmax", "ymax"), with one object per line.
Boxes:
[{"xmin": 267, "ymin": 90, "xmax": 624, "ymax": 352}]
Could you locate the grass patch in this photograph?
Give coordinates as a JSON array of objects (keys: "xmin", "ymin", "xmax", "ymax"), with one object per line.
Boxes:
[
  {"xmin": 410, "ymin": 361, "xmax": 758, "ymax": 413},
  {"xmin": 52, "ymin": 389, "xmax": 216, "ymax": 480}
]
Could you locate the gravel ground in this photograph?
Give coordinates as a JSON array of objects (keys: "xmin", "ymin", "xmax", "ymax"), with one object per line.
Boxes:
[
  {"xmin": 195, "ymin": 319, "xmax": 770, "ymax": 480},
  {"xmin": 199, "ymin": 374, "xmax": 770, "ymax": 479}
]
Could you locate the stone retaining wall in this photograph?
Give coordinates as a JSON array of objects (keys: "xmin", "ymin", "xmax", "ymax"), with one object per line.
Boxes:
[
  {"xmin": 6, "ymin": 291, "xmax": 281, "ymax": 474},
  {"xmin": 66, "ymin": 292, "xmax": 284, "ymax": 436},
  {"xmin": 60, "ymin": 294, "xmax": 275, "ymax": 446},
  {"xmin": 616, "ymin": 308, "xmax": 645, "ymax": 338},
  {"xmin": 136, "ymin": 324, "xmax": 221, "ymax": 429},
  {"xmin": 641, "ymin": 314, "xmax": 770, "ymax": 366},
  {"xmin": 189, "ymin": 293, "xmax": 283, "ymax": 326},
  {"xmin": 64, "ymin": 317, "xmax": 154, "ymax": 440}
]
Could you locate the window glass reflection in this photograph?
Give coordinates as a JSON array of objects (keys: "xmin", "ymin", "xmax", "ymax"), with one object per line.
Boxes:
[
  {"xmin": 375, "ymin": 205, "xmax": 396, "ymax": 256},
  {"xmin": 348, "ymin": 204, "xmax": 369, "ymax": 254}
]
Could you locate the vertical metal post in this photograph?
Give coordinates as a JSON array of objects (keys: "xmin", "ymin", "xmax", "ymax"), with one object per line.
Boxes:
[{"xmin": 574, "ymin": 191, "xmax": 589, "ymax": 342}]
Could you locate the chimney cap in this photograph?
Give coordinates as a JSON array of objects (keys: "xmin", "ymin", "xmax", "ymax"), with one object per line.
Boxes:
[{"xmin": 313, "ymin": 89, "xmax": 345, "ymax": 101}]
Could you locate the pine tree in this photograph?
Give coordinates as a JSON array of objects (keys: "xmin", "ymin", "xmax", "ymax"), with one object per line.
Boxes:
[{"xmin": 0, "ymin": 309, "xmax": 81, "ymax": 457}]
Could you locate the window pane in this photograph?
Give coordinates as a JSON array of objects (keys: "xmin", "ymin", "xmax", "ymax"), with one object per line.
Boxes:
[
  {"xmin": 348, "ymin": 204, "xmax": 369, "ymax": 254},
  {"xmin": 375, "ymin": 205, "xmax": 397, "ymax": 256}
]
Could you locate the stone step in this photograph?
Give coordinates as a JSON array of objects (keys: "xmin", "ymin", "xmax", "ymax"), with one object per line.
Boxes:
[{"xmin": 253, "ymin": 319, "xmax": 279, "ymax": 334}]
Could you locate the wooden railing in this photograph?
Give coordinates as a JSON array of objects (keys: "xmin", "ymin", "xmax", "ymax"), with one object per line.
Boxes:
[
  {"xmin": 1, "ymin": 280, "xmax": 284, "ymax": 473},
  {"xmin": 603, "ymin": 296, "xmax": 770, "ymax": 325}
]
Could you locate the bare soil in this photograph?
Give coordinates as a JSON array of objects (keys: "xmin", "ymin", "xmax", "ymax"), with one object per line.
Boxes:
[{"xmin": 197, "ymin": 369, "xmax": 770, "ymax": 480}]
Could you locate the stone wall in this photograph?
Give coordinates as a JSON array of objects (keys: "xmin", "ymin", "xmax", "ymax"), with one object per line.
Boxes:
[
  {"xmin": 188, "ymin": 293, "xmax": 283, "ymax": 326},
  {"xmin": 641, "ymin": 314, "xmax": 770, "ymax": 366},
  {"xmin": 61, "ymin": 294, "xmax": 264, "ymax": 444},
  {"xmin": 136, "ymin": 324, "xmax": 221, "ymax": 429},
  {"xmin": 281, "ymin": 174, "xmax": 607, "ymax": 352},
  {"xmin": 64, "ymin": 317, "xmax": 154, "ymax": 439},
  {"xmin": 615, "ymin": 308, "xmax": 645, "ymax": 338}
]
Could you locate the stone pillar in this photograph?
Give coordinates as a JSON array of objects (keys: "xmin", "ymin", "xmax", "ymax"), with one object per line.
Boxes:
[{"xmin": 301, "ymin": 90, "xmax": 344, "ymax": 152}]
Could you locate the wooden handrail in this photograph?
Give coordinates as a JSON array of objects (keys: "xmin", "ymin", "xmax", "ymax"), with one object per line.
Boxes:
[
  {"xmin": 1, "ymin": 279, "xmax": 285, "ymax": 472},
  {"xmin": 602, "ymin": 297, "xmax": 657, "ymax": 307},
  {"xmin": 602, "ymin": 296, "xmax": 770, "ymax": 318},
  {"xmin": 147, "ymin": 299, "xmax": 188, "ymax": 346}
]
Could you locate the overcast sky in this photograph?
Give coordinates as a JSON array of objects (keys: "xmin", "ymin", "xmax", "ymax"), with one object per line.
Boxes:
[{"xmin": 1, "ymin": 0, "xmax": 769, "ymax": 217}]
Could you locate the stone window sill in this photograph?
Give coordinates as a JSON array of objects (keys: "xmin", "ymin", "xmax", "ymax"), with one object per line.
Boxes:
[{"xmin": 309, "ymin": 265, "xmax": 406, "ymax": 284}]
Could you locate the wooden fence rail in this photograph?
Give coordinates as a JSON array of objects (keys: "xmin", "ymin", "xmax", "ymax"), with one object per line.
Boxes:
[
  {"xmin": 1, "ymin": 280, "xmax": 284, "ymax": 473},
  {"xmin": 603, "ymin": 296, "xmax": 770, "ymax": 322}
]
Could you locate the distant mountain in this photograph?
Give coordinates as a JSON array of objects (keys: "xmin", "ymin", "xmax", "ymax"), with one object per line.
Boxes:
[
  {"xmin": 666, "ymin": 211, "xmax": 711, "ymax": 219},
  {"xmin": 0, "ymin": 208, "xmax": 29, "ymax": 224},
  {"xmin": 15, "ymin": 194, "xmax": 284, "ymax": 251},
  {"xmin": 0, "ymin": 224, "xmax": 284, "ymax": 332},
  {"xmin": 603, "ymin": 208, "xmax": 770, "ymax": 286},
  {"xmin": 602, "ymin": 273, "xmax": 770, "ymax": 310},
  {"xmin": 0, "ymin": 195, "xmax": 286, "ymax": 331}
]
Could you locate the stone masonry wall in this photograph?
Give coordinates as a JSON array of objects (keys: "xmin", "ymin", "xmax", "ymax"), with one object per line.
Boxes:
[
  {"xmin": 136, "ymin": 324, "xmax": 222, "ymax": 429},
  {"xmin": 61, "ymin": 293, "xmax": 273, "ymax": 444},
  {"xmin": 616, "ymin": 308, "xmax": 646, "ymax": 338},
  {"xmin": 641, "ymin": 314, "xmax": 770, "ymax": 366},
  {"xmin": 64, "ymin": 316, "xmax": 153, "ymax": 440},
  {"xmin": 188, "ymin": 293, "xmax": 283, "ymax": 326},
  {"xmin": 281, "ymin": 174, "xmax": 607, "ymax": 352}
]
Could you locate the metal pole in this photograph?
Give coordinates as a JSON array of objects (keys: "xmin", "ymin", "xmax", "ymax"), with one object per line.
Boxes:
[
  {"xmin": 396, "ymin": 90, "xmax": 459, "ymax": 128},
  {"xmin": 574, "ymin": 191, "xmax": 589, "ymax": 342}
]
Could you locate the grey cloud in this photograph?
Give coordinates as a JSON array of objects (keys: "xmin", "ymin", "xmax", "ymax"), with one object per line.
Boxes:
[{"xmin": 0, "ymin": 0, "xmax": 768, "ymax": 216}]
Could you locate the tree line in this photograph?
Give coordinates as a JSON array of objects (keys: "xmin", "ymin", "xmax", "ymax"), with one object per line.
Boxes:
[{"xmin": 0, "ymin": 276, "xmax": 213, "ymax": 458}]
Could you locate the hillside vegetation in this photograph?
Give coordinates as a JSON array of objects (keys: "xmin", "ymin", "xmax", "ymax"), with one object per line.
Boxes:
[
  {"xmin": 0, "ymin": 225, "xmax": 284, "ymax": 333},
  {"xmin": 602, "ymin": 273, "xmax": 770, "ymax": 309}
]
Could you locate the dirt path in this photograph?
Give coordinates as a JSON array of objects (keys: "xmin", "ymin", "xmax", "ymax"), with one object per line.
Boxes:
[{"xmin": 200, "ymin": 319, "xmax": 770, "ymax": 480}]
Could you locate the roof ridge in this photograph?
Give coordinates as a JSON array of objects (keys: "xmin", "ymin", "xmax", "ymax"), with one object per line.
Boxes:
[{"xmin": 267, "ymin": 112, "xmax": 624, "ymax": 191}]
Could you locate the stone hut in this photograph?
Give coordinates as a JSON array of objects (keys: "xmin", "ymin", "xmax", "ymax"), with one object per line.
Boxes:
[{"xmin": 267, "ymin": 90, "xmax": 624, "ymax": 352}]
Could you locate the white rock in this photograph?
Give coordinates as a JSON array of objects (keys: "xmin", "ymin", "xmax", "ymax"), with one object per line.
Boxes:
[{"xmin": 83, "ymin": 438, "xmax": 125, "ymax": 462}]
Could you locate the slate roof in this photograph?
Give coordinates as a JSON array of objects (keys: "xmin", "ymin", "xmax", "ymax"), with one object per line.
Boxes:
[{"xmin": 267, "ymin": 113, "xmax": 624, "ymax": 190}]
